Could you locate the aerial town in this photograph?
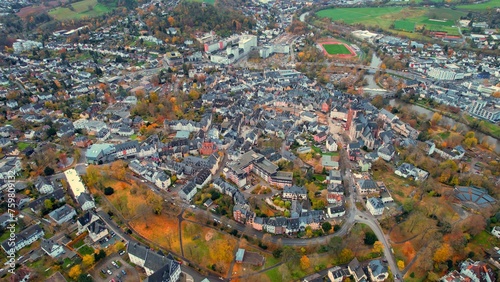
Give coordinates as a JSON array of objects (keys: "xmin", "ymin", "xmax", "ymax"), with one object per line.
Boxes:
[{"xmin": 0, "ymin": 0, "xmax": 499, "ymax": 281}]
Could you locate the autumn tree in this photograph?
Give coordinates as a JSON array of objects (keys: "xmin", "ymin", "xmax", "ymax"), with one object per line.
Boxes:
[
  {"xmin": 397, "ymin": 260, "xmax": 405, "ymax": 270},
  {"xmin": 372, "ymin": 241, "xmax": 384, "ymax": 255},
  {"xmin": 433, "ymin": 243, "xmax": 452, "ymax": 264},
  {"xmin": 82, "ymin": 254, "xmax": 95, "ymax": 267},
  {"xmin": 300, "ymin": 255, "xmax": 311, "ymax": 270},
  {"xmin": 68, "ymin": 265, "xmax": 82, "ymax": 280},
  {"xmin": 430, "ymin": 112, "xmax": 442, "ymax": 126},
  {"xmin": 371, "ymin": 95, "xmax": 384, "ymax": 109},
  {"xmin": 338, "ymin": 248, "xmax": 354, "ymax": 264},
  {"xmin": 110, "ymin": 160, "xmax": 127, "ymax": 181}
]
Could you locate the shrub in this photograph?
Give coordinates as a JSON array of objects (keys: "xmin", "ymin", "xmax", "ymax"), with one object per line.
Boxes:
[{"xmin": 104, "ymin": 187, "xmax": 114, "ymax": 195}]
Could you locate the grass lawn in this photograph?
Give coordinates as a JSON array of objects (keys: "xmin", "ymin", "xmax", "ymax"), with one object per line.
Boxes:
[
  {"xmin": 73, "ymin": 238, "xmax": 85, "ymax": 249},
  {"xmin": 78, "ymin": 245, "xmax": 94, "ymax": 256},
  {"xmin": 469, "ymin": 230, "xmax": 496, "ymax": 249},
  {"xmin": 322, "ymin": 43, "xmax": 351, "ymax": 55},
  {"xmin": 322, "ymin": 151, "xmax": 339, "ymax": 157},
  {"xmin": 317, "ymin": 7, "xmax": 404, "ymax": 26},
  {"xmin": 129, "ymin": 134, "xmax": 138, "ymax": 140},
  {"xmin": 17, "ymin": 142, "xmax": 31, "ymax": 150},
  {"xmin": 394, "ymin": 20, "xmax": 415, "ymax": 32},
  {"xmin": 464, "ymin": 114, "xmax": 500, "ymax": 139},
  {"xmin": 265, "ymin": 267, "xmax": 283, "ymax": 282},
  {"xmin": 62, "ymin": 257, "xmax": 75, "ymax": 269},
  {"xmin": 457, "ymin": 0, "xmax": 500, "ymax": 10},
  {"xmin": 49, "ymin": 0, "xmax": 115, "ymax": 21},
  {"xmin": 313, "ymin": 174, "xmax": 326, "ymax": 182}
]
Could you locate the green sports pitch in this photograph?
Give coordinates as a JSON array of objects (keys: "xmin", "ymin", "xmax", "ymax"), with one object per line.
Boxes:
[
  {"xmin": 322, "ymin": 44, "xmax": 351, "ymax": 55},
  {"xmin": 394, "ymin": 20, "xmax": 415, "ymax": 32}
]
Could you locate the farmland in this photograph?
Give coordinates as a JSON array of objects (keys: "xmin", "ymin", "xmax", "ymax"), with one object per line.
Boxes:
[
  {"xmin": 322, "ymin": 43, "xmax": 352, "ymax": 55},
  {"xmin": 49, "ymin": 0, "xmax": 115, "ymax": 21},
  {"xmin": 317, "ymin": 7, "xmax": 466, "ymax": 37}
]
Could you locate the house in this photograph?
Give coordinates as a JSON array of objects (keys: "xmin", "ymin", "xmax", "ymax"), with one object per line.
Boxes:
[
  {"xmin": 179, "ymin": 182, "xmax": 197, "ymax": 202},
  {"xmin": 35, "ymin": 176, "xmax": 54, "ymax": 194},
  {"xmin": 87, "ymin": 219, "xmax": 108, "ymax": 242},
  {"xmin": 327, "ymin": 205, "xmax": 346, "ymax": 218},
  {"xmin": 326, "ymin": 136, "xmax": 338, "ymax": 152},
  {"xmin": 395, "ymin": 163, "xmax": 429, "ymax": 181},
  {"xmin": 128, "ymin": 241, "xmax": 181, "ymax": 280},
  {"xmin": 235, "ymin": 248, "xmax": 245, "ymax": 263},
  {"xmin": 48, "ymin": 204, "xmax": 77, "ymax": 225},
  {"xmin": 492, "ymin": 226, "xmax": 500, "ymax": 239},
  {"xmin": 322, "ymin": 155, "xmax": 339, "ymax": 170},
  {"xmin": 77, "ymin": 193, "xmax": 95, "ymax": 211},
  {"xmin": 0, "ymin": 157, "xmax": 22, "ymax": 179},
  {"xmin": 283, "ymin": 185, "xmax": 307, "ymax": 200},
  {"xmin": 152, "ymin": 171, "xmax": 171, "ymax": 190},
  {"xmin": 366, "ymin": 198, "xmax": 384, "ymax": 216},
  {"xmin": 367, "ymin": 259, "xmax": 388, "ymax": 282},
  {"xmin": 377, "ymin": 143, "xmax": 395, "ymax": 161},
  {"xmin": 348, "ymin": 258, "xmax": 367, "ymax": 282},
  {"xmin": 73, "ymin": 136, "xmax": 92, "ymax": 148},
  {"xmin": 460, "ymin": 259, "xmax": 496, "ymax": 282},
  {"xmin": 328, "ymin": 266, "xmax": 350, "ymax": 282},
  {"xmin": 357, "ymin": 179, "xmax": 378, "ymax": 194},
  {"xmin": 1, "ymin": 224, "xmax": 44, "ymax": 253},
  {"xmin": 327, "ymin": 170, "xmax": 342, "ymax": 185},
  {"xmin": 41, "ymin": 239, "xmax": 65, "ymax": 258},
  {"xmin": 77, "ymin": 211, "xmax": 100, "ymax": 235},
  {"xmin": 300, "ymin": 111, "xmax": 318, "ymax": 123},
  {"xmin": 313, "ymin": 132, "xmax": 327, "ymax": 143}
]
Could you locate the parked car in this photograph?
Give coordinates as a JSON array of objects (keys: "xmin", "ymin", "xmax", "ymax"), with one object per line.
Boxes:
[
  {"xmin": 119, "ymin": 250, "xmax": 126, "ymax": 256},
  {"xmin": 107, "ymin": 269, "xmax": 112, "ymax": 275},
  {"xmin": 111, "ymin": 261, "xmax": 119, "ymax": 269},
  {"xmin": 121, "ymin": 269, "xmax": 127, "ymax": 276}
]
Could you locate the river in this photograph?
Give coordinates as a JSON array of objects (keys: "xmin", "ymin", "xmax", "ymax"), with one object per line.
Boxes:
[
  {"xmin": 364, "ymin": 54, "xmax": 386, "ymax": 96},
  {"xmin": 389, "ymin": 99, "xmax": 500, "ymax": 154}
]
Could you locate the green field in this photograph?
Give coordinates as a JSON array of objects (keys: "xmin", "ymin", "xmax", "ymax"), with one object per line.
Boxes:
[
  {"xmin": 323, "ymin": 43, "xmax": 351, "ymax": 55},
  {"xmin": 394, "ymin": 20, "xmax": 415, "ymax": 32},
  {"xmin": 457, "ymin": 0, "xmax": 500, "ymax": 10},
  {"xmin": 317, "ymin": 7, "xmax": 465, "ymax": 37},
  {"xmin": 49, "ymin": 0, "xmax": 115, "ymax": 21}
]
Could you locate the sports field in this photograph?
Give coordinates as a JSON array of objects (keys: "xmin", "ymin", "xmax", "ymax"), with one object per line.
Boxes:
[
  {"xmin": 49, "ymin": 0, "xmax": 115, "ymax": 21},
  {"xmin": 316, "ymin": 7, "xmax": 404, "ymax": 26},
  {"xmin": 457, "ymin": 0, "xmax": 500, "ymax": 10},
  {"xmin": 323, "ymin": 44, "xmax": 351, "ymax": 55}
]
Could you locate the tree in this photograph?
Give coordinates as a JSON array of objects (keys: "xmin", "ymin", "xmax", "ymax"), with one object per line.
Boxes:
[
  {"xmin": 364, "ymin": 231, "xmax": 378, "ymax": 245},
  {"xmin": 82, "ymin": 254, "xmax": 95, "ymax": 267},
  {"xmin": 328, "ymin": 236, "xmax": 344, "ymax": 255},
  {"xmin": 433, "ymin": 243, "xmax": 452, "ymax": 264},
  {"xmin": 372, "ymin": 241, "xmax": 384, "ymax": 255},
  {"xmin": 68, "ymin": 265, "xmax": 82, "ymax": 280},
  {"xmin": 322, "ymin": 222, "xmax": 332, "ymax": 233},
  {"xmin": 94, "ymin": 249, "xmax": 106, "ymax": 261},
  {"xmin": 402, "ymin": 199, "xmax": 415, "ymax": 213},
  {"xmin": 44, "ymin": 199, "xmax": 53, "ymax": 210},
  {"xmin": 300, "ymin": 255, "xmax": 310, "ymax": 270},
  {"xmin": 371, "ymin": 95, "xmax": 384, "ymax": 109},
  {"xmin": 397, "ymin": 260, "xmax": 405, "ymax": 270},
  {"xmin": 44, "ymin": 166, "xmax": 55, "ymax": 176},
  {"xmin": 104, "ymin": 187, "xmax": 114, "ymax": 195},
  {"xmin": 272, "ymin": 248, "xmax": 283, "ymax": 259},
  {"xmin": 338, "ymin": 248, "xmax": 354, "ymax": 264},
  {"xmin": 77, "ymin": 274, "xmax": 93, "ymax": 282},
  {"xmin": 430, "ymin": 112, "xmax": 442, "ymax": 126}
]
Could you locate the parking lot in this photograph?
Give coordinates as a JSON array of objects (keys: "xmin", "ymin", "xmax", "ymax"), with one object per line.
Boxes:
[{"xmin": 89, "ymin": 252, "xmax": 140, "ymax": 282}]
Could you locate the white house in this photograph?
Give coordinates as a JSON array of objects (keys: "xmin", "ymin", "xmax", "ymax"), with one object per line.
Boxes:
[
  {"xmin": 179, "ymin": 182, "xmax": 197, "ymax": 202},
  {"xmin": 283, "ymin": 185, "xmax": 307, "ymax": 200},
  {"xmin": 153, "ymin": 171, "xmax": 171, "ymax": 189},
  {"xmin": 41, "ymin": 239, "xmax": 65, "ymax": 258},
  {"xmin": 366, "ymin": 197, "xmax": 384, "ymax": 216},
  {"xmin": 492, "ymin": 226, "xmax": 500, "ymax": 239},
  {"xmin": 35, "ymin": 176, "xmax": 54, "ymax": 194},
  {"xmin": 77, "ymin": 193, "xmax": 95, "ymax": 211},
  {"xmin": 368, "ymin": 260, "xmax": 389, "ymax": 282},
  {"xmin": 87, "ymin": 219, "xmax": 108, "ymax": 242},
  {"xmin": 1, "ymin": 225, "xmax": 44, "ymax": 253},
  {"xmin": 128, "ymin": 241, "xmax": 181, "ymax": 279},
  {"xmin": 0, "ymin": 157, "xmax": 22, "ymax": 179},
  {"xmin": 48, "ymin": 204, "xmax": 77, "ymax": 225},
  {"xmin": 326, "ymin": 136, "xmax": 338, "ymax": 152}
]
